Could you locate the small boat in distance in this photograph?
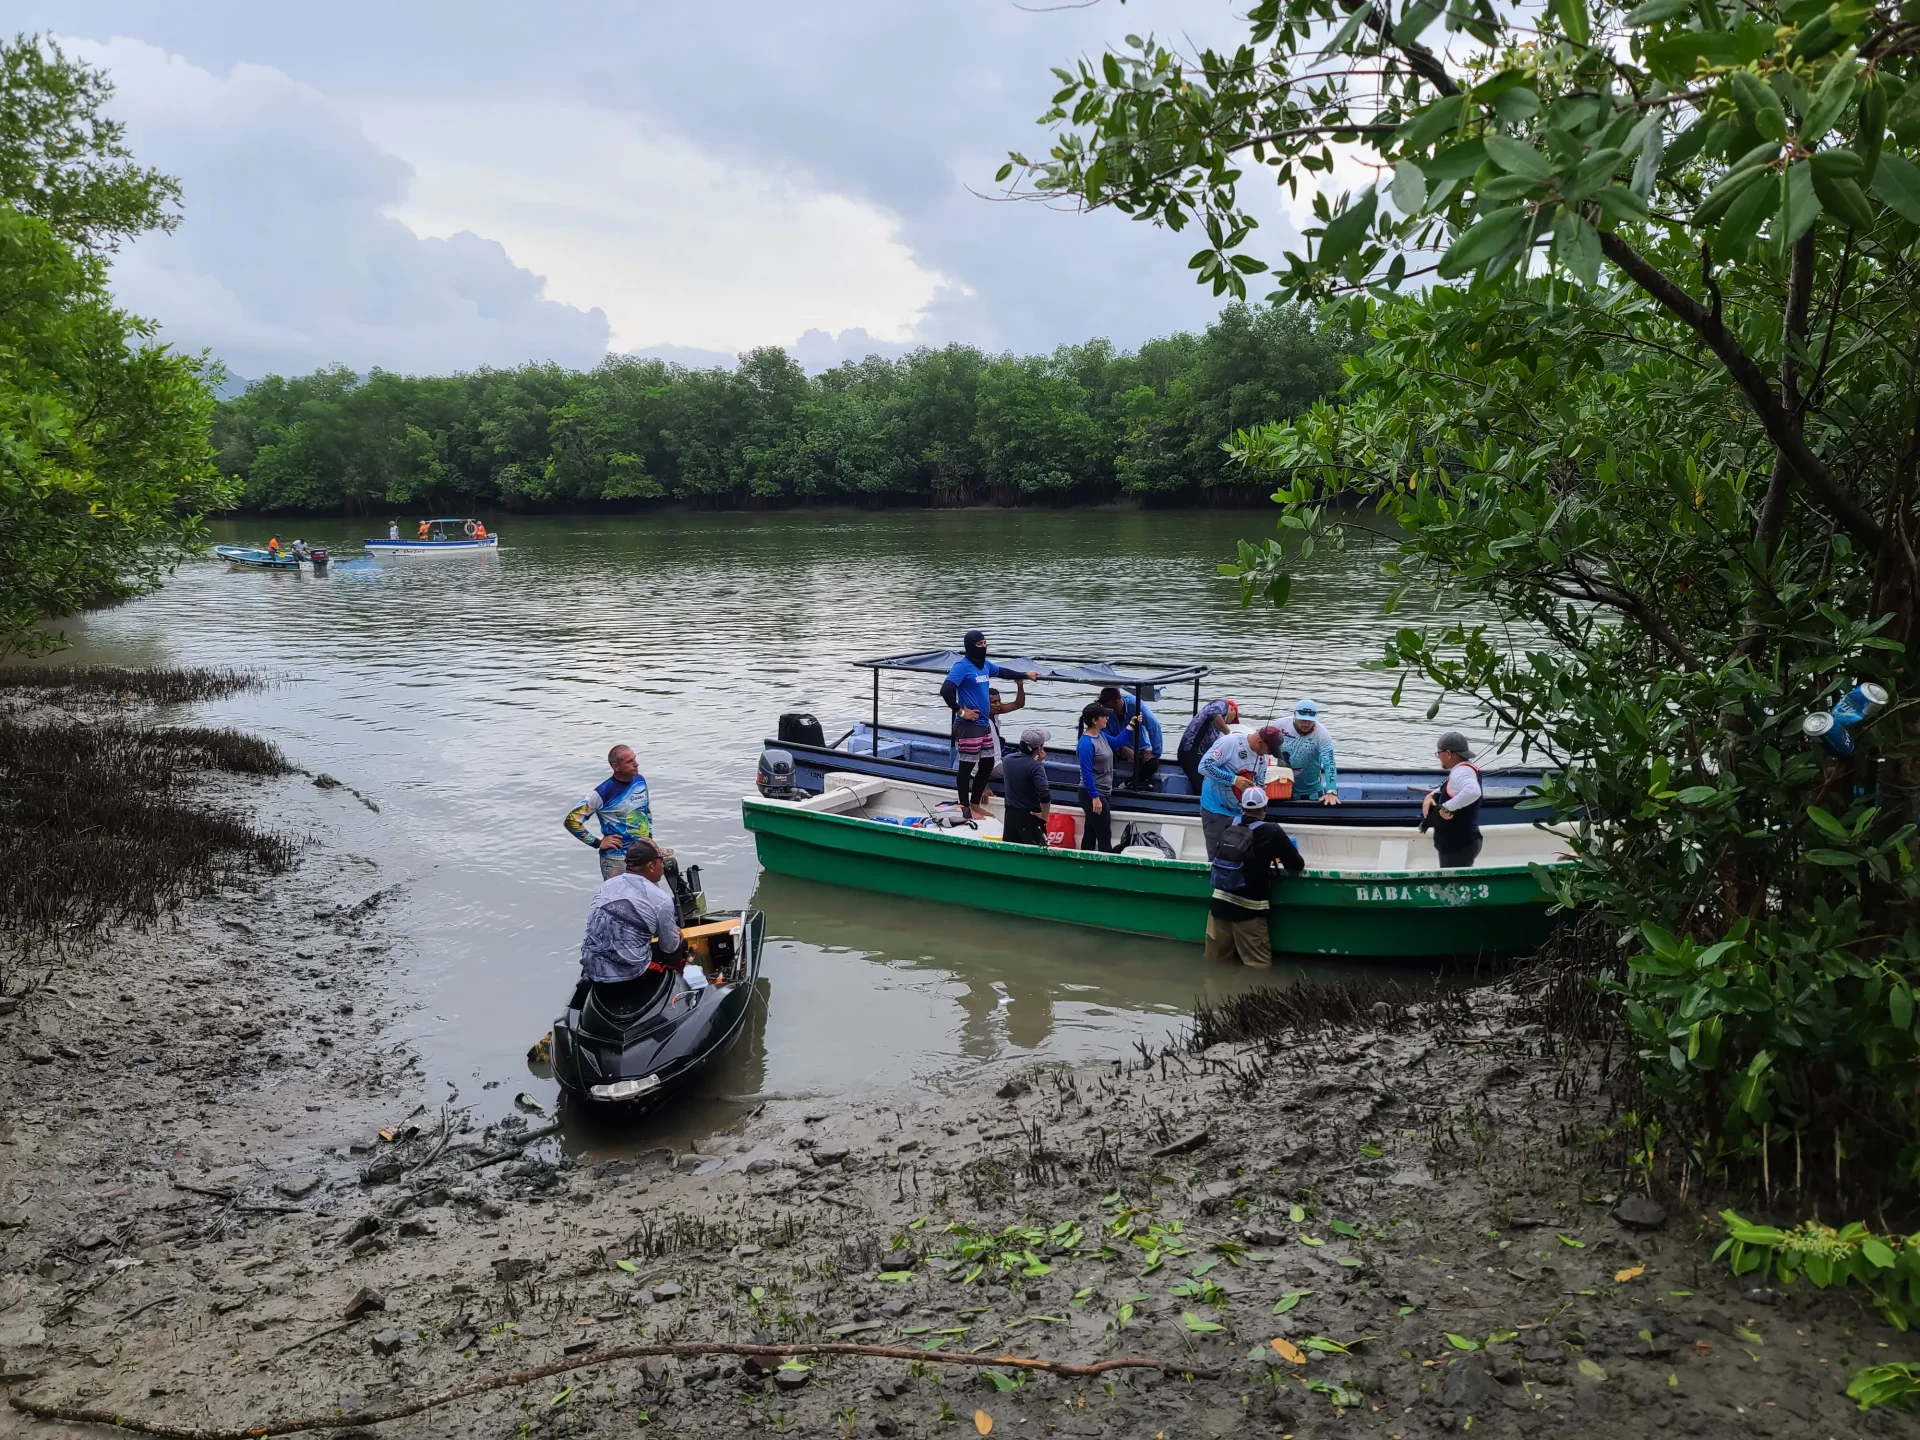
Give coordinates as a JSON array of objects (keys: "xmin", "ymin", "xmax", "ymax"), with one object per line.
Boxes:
[
  {"xmin": 213, "ymin": 545, "xmax": 301, "ymax": 570},
  {"xmin": 743, "ymin": 773, "xmax": 1571, "ymax": 960},
  {"xmin": 363, "ymin": 518, "xmax": 499, "ymax": 556}
]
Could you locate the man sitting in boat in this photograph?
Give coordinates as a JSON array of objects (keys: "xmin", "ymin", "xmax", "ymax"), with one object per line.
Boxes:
[
  {"xmin": 565, "ymin": 743, "xmax": 656, "ymax": 881},
  {"xmin": 1197, "ymin": 724, "xmax": 1283, "ymax": 860},
  {"xmin": 1097, "ymin": 685, "xmax": 1163, "ymax": 784},
  {"xmin": 939, "ymin": 630, "xmax": 1038, "ymax": 821},
  {"xmin": 1204, "ymin": 789, "xmax": 1304, "ymax": 969},
  {"xmin": 577, "ymin": 838, "xmax": 687, "ymax": 1006},
  {"xmin": 1422, "ymin": 731, "xmax": 1483, "ymax": 869},
  {"xmin": 1000, "ymin": 727, "xmax": 1052, "ymax": 847},
  {"xmin": 1176, "ymin": 697, "xmax": 1239, "ymax": 795},
  {"xmin": 1276, "ymin": 698, "xmax": 1340, "ymax": 805}
]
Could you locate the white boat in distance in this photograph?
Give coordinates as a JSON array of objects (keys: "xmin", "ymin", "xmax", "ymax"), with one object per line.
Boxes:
[{"xmin": 364, "ymin": 518, "xmax": 499, "ymax": 556}]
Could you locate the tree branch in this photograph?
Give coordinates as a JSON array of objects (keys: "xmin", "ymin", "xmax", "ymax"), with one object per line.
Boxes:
[{"xmin": 1599, "ymin": 229, "xmax": 1884, "ymax": 551}]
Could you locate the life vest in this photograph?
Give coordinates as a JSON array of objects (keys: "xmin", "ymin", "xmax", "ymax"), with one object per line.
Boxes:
[
  {"xmin": 1209, "ymin": 819, "xmax": 1258, "ymax": 893},
  {"xmin": 1430, "ymin": 763, "xmax": 1483, "ymax": 844}
]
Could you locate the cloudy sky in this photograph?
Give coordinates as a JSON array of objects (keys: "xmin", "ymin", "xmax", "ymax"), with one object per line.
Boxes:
[{"xmin": 4, "ymin": 2, "xmax": 1309, "ymax": 378}]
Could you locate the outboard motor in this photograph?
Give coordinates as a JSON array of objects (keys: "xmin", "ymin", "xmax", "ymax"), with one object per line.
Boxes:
[
  {"xmin": 663, "ymin": 856, "xmax": 706, "ymax": 925},
  {"xmin": 777, "ymin": 712, "xmax": 825, "ymax": 748},
  {"xmin": 309, "ymin": 548, "xmax": 330, "ymax": 573},
  {"xmin": 758, "ymin": 748, "xmax": 800, "ymax": 800}
]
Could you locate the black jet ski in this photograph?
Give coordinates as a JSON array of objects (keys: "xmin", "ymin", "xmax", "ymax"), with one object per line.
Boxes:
[{"xmin": 551, "ymin": 860, "xmax": 765, "ymax": 1107}]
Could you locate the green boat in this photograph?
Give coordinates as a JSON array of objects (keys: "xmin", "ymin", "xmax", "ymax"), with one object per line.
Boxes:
[{"xmin": 741, "ymin": 774, "xmax": 1572, "ymax": 960}]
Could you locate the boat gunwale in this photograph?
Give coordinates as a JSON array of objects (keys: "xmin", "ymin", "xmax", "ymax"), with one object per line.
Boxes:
[{"xmin": 739, "ymin": 793, "xmax": 1568, "ymax": 885}]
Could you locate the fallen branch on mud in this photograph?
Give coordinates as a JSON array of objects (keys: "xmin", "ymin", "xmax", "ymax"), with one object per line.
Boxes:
[{"xmin": 9, "ymin": 1340, "xmax": 1215, "ymax": 1438}]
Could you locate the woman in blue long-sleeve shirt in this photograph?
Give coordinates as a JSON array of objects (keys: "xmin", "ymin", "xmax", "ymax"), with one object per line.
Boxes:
[{"xmin": 1076, "ymin": 703, "xmax": 1115, "ymax": 852}]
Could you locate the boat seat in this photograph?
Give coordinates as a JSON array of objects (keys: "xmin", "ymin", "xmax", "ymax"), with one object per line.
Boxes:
[
  {"xmin": 1376, "ymin": 838, "xmax": 1410, "ymax": 870},
  {"xmin": 810, "ymin": 774, "xmax": 889, "ymax": 812}
]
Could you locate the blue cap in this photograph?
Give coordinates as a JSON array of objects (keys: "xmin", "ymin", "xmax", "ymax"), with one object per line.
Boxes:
[{"xmin": 1293, "ymin": 697, "xmax": 1319, "ymax": 719}]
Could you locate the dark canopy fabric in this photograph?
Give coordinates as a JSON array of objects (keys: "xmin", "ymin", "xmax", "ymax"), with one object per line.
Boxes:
[{"xmin": 857, "ymin": 650, "xmax": 1207, "ymax": 687}]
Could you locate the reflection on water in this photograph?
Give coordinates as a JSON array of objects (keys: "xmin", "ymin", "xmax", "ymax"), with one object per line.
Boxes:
[{"xmin": 34, "ymin": 510, "xmax": 1481, "ymax": 1131}]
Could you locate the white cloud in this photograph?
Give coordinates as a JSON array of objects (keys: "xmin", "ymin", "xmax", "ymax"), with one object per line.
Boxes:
[
  {"xmin": 364, "ymin": 100, "xmax": 950, "ymax": 357},
  {"xmin": 68, "ymin": 37, "xmax": 611, "ymax": 377}
]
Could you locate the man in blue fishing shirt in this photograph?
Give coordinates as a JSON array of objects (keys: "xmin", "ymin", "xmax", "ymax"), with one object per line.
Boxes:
[
  {"xmin": 565, "ymin": 743, "xmax": 656, "ymax": 880},
  {"xmin": 1197, "ymin": 724, "xmax": 1282, "ymax": 861},
  {"xmin": 1096, "ymin": 686, "xmax": 1164, "ymax": 784},
  {"xmin": 1276, "ymin": 698, "xmax": 1341, "ymax": 805},
  {"xmin": 939, "ymin": 630, "xmax": 1038, "ymax": 819}
]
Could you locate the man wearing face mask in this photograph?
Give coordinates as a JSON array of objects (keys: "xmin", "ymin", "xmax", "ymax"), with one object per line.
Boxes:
[{"xmin": 939, "ymin": 630, "xmax": 1039, "ymax": 820}]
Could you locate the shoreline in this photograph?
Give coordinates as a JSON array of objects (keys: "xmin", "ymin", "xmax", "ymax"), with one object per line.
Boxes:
[{"xmin": 2, "ymin": 693, "xmax": 1915, "ymax": 1438}]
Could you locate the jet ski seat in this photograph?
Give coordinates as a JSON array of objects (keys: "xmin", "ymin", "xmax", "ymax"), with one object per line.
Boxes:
[{"xmin": 576, "ymin": 972, "xmax": 672, "ymax": 1040}]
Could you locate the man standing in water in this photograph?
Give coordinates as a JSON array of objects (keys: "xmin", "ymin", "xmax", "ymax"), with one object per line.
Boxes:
[
  {"xmin": 564, "ymin": 743, "xmax": 656, "ymax": 881},
  {"xmin": 939, "ymin": 630, "xmax": 1038, "ymax": 820}
]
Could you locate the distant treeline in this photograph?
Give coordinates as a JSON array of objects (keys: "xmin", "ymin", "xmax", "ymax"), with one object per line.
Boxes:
[{"xmin": 211, "ymin": 304, "xmax": 1348, "ymax": 514}]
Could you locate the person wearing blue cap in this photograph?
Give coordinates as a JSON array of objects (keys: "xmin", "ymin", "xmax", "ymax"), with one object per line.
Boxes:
[{"xmin": 1276, "ymin": 699, "xmax": 1340, "ymax": 805}]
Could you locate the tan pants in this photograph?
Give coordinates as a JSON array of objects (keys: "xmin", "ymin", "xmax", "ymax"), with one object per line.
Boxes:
[{"xmin": 1204, "ymin": 910, "xmax": 1272, "ymax": 968}]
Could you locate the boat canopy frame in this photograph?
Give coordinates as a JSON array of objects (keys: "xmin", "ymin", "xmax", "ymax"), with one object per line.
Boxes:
[{"xmin": 851, "ymin": 650, "xmax": 1212, "ymax": 760}]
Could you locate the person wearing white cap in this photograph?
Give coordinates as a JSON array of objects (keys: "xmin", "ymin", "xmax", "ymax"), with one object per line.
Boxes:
[
  {"xmin": 1000, "ymin": 727, "xmax": 1053, "ymax": 847},
  {"xmin": 1203, "ymin": 787, "xmax": 1304, "ymax": 968},
  {"xmin": 1276, "ymin": 697, "xmax": 1340, "ymax": 804},
  {"xmin": 1422, "ymin": 731, "xmax": 1483, "ymax": 868}
]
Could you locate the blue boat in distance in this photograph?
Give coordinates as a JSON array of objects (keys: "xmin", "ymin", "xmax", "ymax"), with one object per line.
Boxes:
[
  {"xmin": 761, "ymin": 650, "xmax": 1550, "ymax": 830},
  {"xmin": 213, "ymin": 545, "xmax": 300, "ymax": 570},
  {"xmin": 364, "ymin": 518, "xmax": 499, "ymax": 556}
]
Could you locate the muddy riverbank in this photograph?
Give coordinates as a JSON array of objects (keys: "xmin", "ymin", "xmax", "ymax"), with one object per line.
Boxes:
[{"xmin": 2, "ymin": 686, "xmax": 1914, "ymax": 1438}]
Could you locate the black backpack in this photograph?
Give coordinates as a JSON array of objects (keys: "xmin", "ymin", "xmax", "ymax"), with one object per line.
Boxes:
[
  {"xmin": 1119, "ymin": 822, "xmax": 1177, "ymax": 859},
  {"xmin": 1209, "ymin": 821, "xmax": 1256, "ymax": 891}
]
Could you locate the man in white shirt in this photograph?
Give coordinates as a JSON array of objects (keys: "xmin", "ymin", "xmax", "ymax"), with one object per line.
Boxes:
[{"xmin": 1422, "ymin": 731, "xmax": 1483, "ymax": 869}]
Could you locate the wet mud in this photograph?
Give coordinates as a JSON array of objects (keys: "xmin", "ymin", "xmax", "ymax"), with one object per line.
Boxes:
[{"xmin": 3, "ymin": 696, "xmax": 1915, "ymax": 1439}]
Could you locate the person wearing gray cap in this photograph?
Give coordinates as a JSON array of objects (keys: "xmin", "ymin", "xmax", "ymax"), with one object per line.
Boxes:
[
  {"xmin": 1421, "ymin": 731, "xmax": 1483, "ymax": 868},
  {"xmin": 998, "ymin": 727, "xmax": 1053, "ymax": 847}
]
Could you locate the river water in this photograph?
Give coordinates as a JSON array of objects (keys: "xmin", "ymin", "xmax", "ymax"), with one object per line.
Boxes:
[{"xmin": 44, "ymin": 510, "xmax": 1484, "ymax": 1142}]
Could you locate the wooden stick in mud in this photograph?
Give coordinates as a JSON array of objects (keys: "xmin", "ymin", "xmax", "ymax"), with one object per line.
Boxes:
[{"xmin": 8, "ymin": 1339, "xmax": 1215, "ymax": 1438}]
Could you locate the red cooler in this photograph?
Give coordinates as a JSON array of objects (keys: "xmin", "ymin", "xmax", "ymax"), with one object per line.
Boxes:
[{"xmin": 1045, "ymin": 813, "xmax": 1077, "ymax": 849}]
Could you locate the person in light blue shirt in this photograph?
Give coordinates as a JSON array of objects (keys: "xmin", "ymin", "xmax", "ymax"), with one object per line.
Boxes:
[
  {"xmin": 1276, "ymin": 698, "xmax": 1340, "ymax": 805},
  {"xmin": 1097, "ymin": 686, "xmax": 1164, "ymax": 784},
  {"xmin": 1197, "ymin": 725, "xmax": 1282, "ymax": 860}
]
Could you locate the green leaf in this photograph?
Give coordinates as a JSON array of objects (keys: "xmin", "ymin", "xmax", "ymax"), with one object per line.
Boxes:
[
  {"xmin": 1776, "ymin": 161, "xmax": 1821, "ymax": 251},
  {"xmin": 1624, "ymin": 0, "xmax": 1693, "ymax": 21},
  {"xmin": 1555, "ymin": 0, "xmax": 1591, "ymax": 45},
  {"xmin": 1891, "ymin": 984, "xmax": 1913, "ymax": 1032},
  {"xmin": 986, "ymin": 1371, "xmax": 1019, "ymax": 1393},
  {"xmin": 1694, "ymin": 165, "xmax": 1769, "ymax": 226},
  {"xmin": 1329, "ymin": 1220, "xmax": 1360, "ymax": 1237},
  {"xmin": 616, "ymin": 1260, "xmax": 637, "ymax": 1274},
  {"xmin": 1731, "ymin": 70, "xmax": 1788, "ymax": 144},
  {"xmin": 1437, "ymin": 207, "xmax": 1531, "ymax": 279},
  {"xmin": 1716, "ymin": 173, "xmax": 1781, "ymax": 256},
  {"xmin": 1181, "ymin": 1311, "xmax": 1225, "ymax": 1332},
  {"xmin": 1391, "ymin": 159, "xmax": 1428, "ymax": 214},
  {"xmin": 1801, "ymin": 53, "xmax": 1860, "ymax": 141},
  {"xmin": 1811, "ymin": 168, "xmax": 1876, "ymax": 229},
  {"xmin": 1484, "ymin": 134, "xmax": 1552, "ymax": 182},
  {"xmin": 1403, "ymin": 94, "xmax": 1466, "ymax": 153},
  {"xmin": 1445, "ymin": 1332, "xmax": 1482, "ymax": 1351},
  {"xmin": 1300, "ymin": 1234, "xmax": 1324, "ymax": 1247},
  {"xmin": 1807, "ymin": 848, "xmax": 1863, "ymax": 866},
  {"xmin": 1319, "ymin": 187, "xmax": 1380, "ymax": 268},
  {"xmin": 1558, "ymin": 1233, "xmax": 1586, "ymax": 1248},
  {"xmin": 1871, "ymin": 152, "xmax": 1920, "ymax": 223},
  {"xmin": 1274, "ymin": 1290, "xmax": 1311, "ymax": 1314},
  {"xmin": 1302, "ymin": 1335, "xmax": 1352, "ymax": 1353},
  {"xmin": 1394, "ymin": 0, "xmax": 1444, "ymax": 47},
  {"xmin": 1672, "ymin": 785, "xmax": 1718, "ymax": 804}
]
